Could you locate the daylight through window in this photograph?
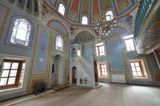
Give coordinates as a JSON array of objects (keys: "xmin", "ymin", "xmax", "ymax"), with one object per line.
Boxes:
[
  {"xmin": 96, "ymin": 42, "xmax": 105, "ymax": 56},
  {"xmin": 56, "ymin": 36, "xmax": 63, "ymax": 51},
  {"xmin": 58, "ymin": 3, "xmax": 65, "ymax": 15},
  {"xmin": 123, "ymin": 35, "xmax": 135, "ymax": 51},
  {"xmin": 82, "ymin": 16, "xmax": 88, "ymax": 25},
  {"xmin": 99, "ymin": 64, "xmax": 107, "ymax": 76},
  {"xmin": 10, "ymin": 18, "xmax": 31, "ymax": 46},
  {"xmin": 0, "ymin": 59, "xmax": 25, "ymax": 89},
  {"xmin": 106, "ymin": 11, "xmax": 114, "ymax": 21},
  {"xmin": 129, "ymin": 60, "xmax": 148, "ymax": 79}
]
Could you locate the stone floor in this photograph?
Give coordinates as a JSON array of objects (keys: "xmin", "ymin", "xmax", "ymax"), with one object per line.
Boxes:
[{"xmin": 7, "ymin": 83, "xmax": 160, "ymax": 106}]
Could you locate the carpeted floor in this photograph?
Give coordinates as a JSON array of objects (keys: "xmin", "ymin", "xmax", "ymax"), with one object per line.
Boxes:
[{"xmin": 9, "ymin": 83, "xmax": 160, "ymax": 106}]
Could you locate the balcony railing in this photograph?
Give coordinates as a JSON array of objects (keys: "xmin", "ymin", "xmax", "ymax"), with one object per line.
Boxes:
[{"xmin": 134, "ymin": 0, "xmax": 156, "ymax": 42}]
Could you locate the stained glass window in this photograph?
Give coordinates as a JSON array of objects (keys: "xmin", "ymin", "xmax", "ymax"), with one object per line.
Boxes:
[{"xmin": 10, "ymin": 18, "xmax": 31, "ymax": 46}]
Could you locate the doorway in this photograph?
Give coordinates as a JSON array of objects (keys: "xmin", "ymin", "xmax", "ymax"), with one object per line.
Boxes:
[
  {"xmin": 72, "ymin": 66, "xmax": 77, "ymax": 84},
  {"xmin": 52, "ymin": 54, "xmax": 65, "ymax": 85}
]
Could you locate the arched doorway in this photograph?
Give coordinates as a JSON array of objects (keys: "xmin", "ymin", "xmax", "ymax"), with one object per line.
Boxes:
[
  {"xmin": 52, "ymin": 54, "xmax": 65, "ymax": 86},
  {"xmin": 72, "ymin": 66, "xmax": 77, "ymax": 84}
]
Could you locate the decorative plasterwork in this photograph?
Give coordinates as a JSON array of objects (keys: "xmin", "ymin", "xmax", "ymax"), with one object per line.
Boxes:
[
  {"xmin": 75, "ymin": 31, "xmax": 95, "ymax": 44},
  {"xmin": 71, "ymin": 28, "xmax": 97, "ymax": 39},
  {"xmin": 41, "ymin": 5, "xmax": 71, "ymax": 36},
  {"xmin": 67, "ymin": 0, "xmax": 80, "ymax": 22},
  {"xmin": 48, "ymin": 20, "xmax": 68, "ymax": 35},
  {"xmin": 113, "ymin": 0, "xmax": 135, "ymax": 16},
  {"xmin": 46, "ymin": 0, "xmax": 138, "ymax": 25}
]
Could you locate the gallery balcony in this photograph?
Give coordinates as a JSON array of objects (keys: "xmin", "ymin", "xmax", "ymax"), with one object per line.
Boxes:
[{"xmin": 134, "ymin": 0, "xmax": 160, "ymax": 54}]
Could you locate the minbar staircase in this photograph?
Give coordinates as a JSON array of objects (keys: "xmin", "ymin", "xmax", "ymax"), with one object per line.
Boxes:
[{"xmin": 71, "ymin": 56, "xmax": 95, "ymax": 88}]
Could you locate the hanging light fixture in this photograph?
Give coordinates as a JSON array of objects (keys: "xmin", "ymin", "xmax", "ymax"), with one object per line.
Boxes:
[{"xmin": 94, "ymin": 11, "xmax": 117, "ymax": 37}]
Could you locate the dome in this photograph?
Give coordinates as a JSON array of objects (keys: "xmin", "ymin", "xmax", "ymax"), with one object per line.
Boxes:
[{"xmin": 45, "ymin": 0, "xmax": 137, "ymax": 25}]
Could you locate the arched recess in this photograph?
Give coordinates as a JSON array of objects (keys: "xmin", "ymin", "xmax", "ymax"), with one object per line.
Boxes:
[
  {"xmin": 75, "ymin": 31, "xmax": 96, "ymax": 44},
  {"xmin": 72, "ymin": 28, "xmax": 97, "ymax": 39},
  {"xmin": 51, "ymin": 53, "xmax": 65, "ymax": 86},
  {"xmin": 47, "ymin": 20, "xmax": 68, "ymax": 36},
  {"xmin": 72, "ymin": 66, "xmax": 77, "ymax": 84}
]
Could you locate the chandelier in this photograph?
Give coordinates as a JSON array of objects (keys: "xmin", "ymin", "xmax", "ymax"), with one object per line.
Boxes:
[{"xmin": 94, "ymin": 11, "xmax": 117, "ymax": 37}]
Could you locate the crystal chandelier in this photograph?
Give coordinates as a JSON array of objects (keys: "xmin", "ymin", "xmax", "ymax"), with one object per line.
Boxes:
[{"xmin": 94, "ymin": 11, "xmax": 117, "ymax": 37}]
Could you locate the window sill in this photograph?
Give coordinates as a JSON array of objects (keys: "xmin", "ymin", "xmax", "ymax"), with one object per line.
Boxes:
[
  {"xmin": 131, "ymin": 77, "xmax": 148, "ymax": 80},
  {"xmin": 0, "ymin": 86, "xmax": 22, "ymax": 93}
]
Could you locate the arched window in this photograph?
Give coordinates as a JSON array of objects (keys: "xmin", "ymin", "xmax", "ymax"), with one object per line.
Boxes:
[
  {"xmin": 106, "ymin": 11, "xmax": 114, "ymax": 21},
  {"xmin": 58, "ymin": 3, "xmax": 65, "ymax": 15},
  {"xmin": 10, "ymin": 18, "xmax": 31, "ymax": 46},
  {"xmin": 56, "ymin": 36, "xmax": 63, "ymax": 51},
  {"xmin": 82, "ymin": 16, "xmax": 88, "ymax": 25}
]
